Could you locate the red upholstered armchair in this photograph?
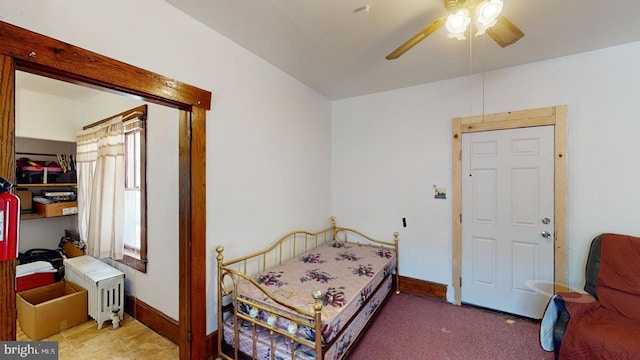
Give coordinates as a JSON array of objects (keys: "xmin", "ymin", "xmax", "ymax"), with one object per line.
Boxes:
[{"xmin": 540, "ymin": 233, "xmax": 640, "ymax": 359}]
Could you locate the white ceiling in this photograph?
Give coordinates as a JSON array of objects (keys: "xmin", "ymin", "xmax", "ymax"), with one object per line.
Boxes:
[
  {"xmin": 166, "ymin": 0, "xmax": 640, "ymax": 100},
  {"xmin": 16, "ymin": 71, "xmax": 99, "ymax": 101}
]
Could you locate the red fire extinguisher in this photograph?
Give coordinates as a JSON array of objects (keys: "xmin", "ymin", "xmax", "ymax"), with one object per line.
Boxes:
[{"xmin": 0, "ymin": 177, "xmax": 20, "ymax": 261}]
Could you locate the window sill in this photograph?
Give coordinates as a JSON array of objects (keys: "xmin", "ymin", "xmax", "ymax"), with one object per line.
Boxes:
[{"xmin": 116, "ymin": 252, "xmax": 147, "ymax": 273}]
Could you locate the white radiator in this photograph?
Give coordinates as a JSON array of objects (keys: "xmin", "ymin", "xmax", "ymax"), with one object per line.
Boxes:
[{"xmin": 63, "ymin": 256, "xmax": 125, "ymax": 330}]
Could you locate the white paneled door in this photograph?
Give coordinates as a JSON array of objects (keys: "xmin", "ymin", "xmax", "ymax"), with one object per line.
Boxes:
[{"xmin": 461, "ymin": 126, "xmax": 554, "ymax": 319}]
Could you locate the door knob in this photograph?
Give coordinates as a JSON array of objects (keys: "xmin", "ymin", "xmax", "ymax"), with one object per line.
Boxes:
[
  {"xmin": 541, "ymin": 217, "xmax": 551, "ymax": 224},
  {"xmin": 541, "ymin": 231, "xmax": 551, "ymax": 239}
]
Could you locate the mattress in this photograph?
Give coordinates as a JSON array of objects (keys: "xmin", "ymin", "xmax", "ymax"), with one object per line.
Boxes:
[{"xmin": 228, "ymin": 240, "xmax": 396, "ymax": 348}]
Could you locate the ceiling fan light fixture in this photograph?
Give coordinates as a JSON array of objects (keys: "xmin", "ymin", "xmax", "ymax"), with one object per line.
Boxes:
[
  {"xmin": 475, "ymin": 0, "xmax": 503, "ymax": 35},
  {"xmin": 445, "ymin": 9, "xmax": 471, "ymax": 40},
  {"xmin": 385, "ymin": 0, "xmax": 522, "ymax": 60}
]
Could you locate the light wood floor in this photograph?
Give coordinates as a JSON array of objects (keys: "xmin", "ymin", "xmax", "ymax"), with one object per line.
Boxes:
[{"xmin": 18, "ymin": 314, "xmax": 178, "ymax": 360}]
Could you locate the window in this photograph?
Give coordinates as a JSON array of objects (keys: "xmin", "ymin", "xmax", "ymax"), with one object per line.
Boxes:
[
  {"xmin": 77, "ymin": 106, "xmax": 148, "ymax": 271},
  {"xmin": 120, "ymin": 107, "xmax": 147, "ymax": 272}
]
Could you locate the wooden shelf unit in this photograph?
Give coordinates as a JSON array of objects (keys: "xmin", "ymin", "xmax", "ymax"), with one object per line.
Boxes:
[
  {"xmin": 16, "ymin": 145, "xmax": 77, "ymax": 220},
  {"xmin": 17, "ymin": 183, "xmax": 76, "ymax": 188},
  {"xmin": 20, "ymin": 213, "xmax": 44, "ymax": 221}
]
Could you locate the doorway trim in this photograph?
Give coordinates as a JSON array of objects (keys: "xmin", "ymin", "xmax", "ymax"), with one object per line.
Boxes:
[
  {"xmin": 0, "ymin": 21, "xmax": 210, "ymax": 359},
  {"xmin": 451, "ymin": 105, "xmax": 568, "ymax": 305}
]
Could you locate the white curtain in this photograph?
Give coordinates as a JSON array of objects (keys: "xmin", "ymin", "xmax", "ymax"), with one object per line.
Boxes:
[{"xmin": 76, "ymin": 117, "xmax": 125, "ymax": 260}]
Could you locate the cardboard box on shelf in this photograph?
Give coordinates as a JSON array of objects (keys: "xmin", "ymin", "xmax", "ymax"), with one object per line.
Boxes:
[
  {"xmin": 17, "ymin": 281, "xmax": 88, "ymax": 340},
  {"xmin": 34, "ymin": 201, "xmax": 78, "ymax": 218}
]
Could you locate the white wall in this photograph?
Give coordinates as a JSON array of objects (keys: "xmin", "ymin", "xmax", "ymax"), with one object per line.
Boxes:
[
  {"xmin": 332, "ymin": 41, "xmax": 640, "ymax": 299},
  {"xmin": 16, "ymin": 89, "xmax": 79, "ymax": 142},
  {"xmin": 75, "ymin": 93, "xmax": 143, "ymax": 131},
  {"xmin": 1, "ymin": 0, "xmax": 332, "ymax": 333},
  {"xmin": 18, "ymin": 217, "xmax": 76, "ymax": 251}
]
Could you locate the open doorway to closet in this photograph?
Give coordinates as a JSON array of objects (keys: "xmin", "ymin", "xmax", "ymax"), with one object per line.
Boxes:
[
  {"xmin": 451, "ymin": 105, "xmax": 568, "ymax": 312},
  {"xmin": 0, "ymin": 21, "xmax": 210, "ymax": 359}
]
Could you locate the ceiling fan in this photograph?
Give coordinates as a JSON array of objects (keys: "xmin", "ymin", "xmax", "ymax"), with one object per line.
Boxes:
[{"xmin": 386, "ymin": 0, "xmax": 524, "ymax": 60}]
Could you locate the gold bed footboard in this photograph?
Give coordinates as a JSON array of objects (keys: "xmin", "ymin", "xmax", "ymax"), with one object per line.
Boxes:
[
  {"xmin": 215, "ymin": 217, "xmax": 400, "ymax": 360},
  {"xmin": 217, "ymin": 268, "xmax": 322, "ymax": 360},
  {"xmin": 216, "ymin": 258, "xmax": 323, "ymax": 360}
]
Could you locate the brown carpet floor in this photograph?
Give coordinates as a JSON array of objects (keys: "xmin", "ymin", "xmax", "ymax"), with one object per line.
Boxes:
[{"xmin": 348, "ymin": 292, "xmax": 554, "ymax": 360}]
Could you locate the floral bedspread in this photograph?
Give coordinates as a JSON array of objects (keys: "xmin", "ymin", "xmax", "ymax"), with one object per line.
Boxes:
[
  {"xmin": 235, "ymin": 240, "xmax": 396, "ymax": 345},
  {"xmin": 225, "ymin": 276, "xmax": 393, "ymax": 360}
]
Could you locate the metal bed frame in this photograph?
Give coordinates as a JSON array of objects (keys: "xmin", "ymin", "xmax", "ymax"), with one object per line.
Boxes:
[{"xmin": 216, "ymin": 217, "xmax": 399, "ymax": 360}]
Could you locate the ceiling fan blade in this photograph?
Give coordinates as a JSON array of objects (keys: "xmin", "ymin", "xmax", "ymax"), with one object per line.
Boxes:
[
  {"xmin": 486, "ymin": 15, "xmax": 524, "ymax": 47},
  {"xmin": 386, "ymin": 17, "xmax": 446, "ymax": 60}
]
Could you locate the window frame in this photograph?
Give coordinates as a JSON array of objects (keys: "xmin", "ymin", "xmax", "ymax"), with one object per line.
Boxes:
[{"xmin": 118, "ymin": 105, "xmax": 148, "ymax": 273}]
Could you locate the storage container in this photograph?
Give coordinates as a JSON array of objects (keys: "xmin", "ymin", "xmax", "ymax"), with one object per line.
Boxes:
[
  {"xmin": 17, "ymin": 281, "xmax": 88, "ymax": 340},
  {"xmin": 34, "ymin": 201, "xmax": 78, "ymax": 217}
]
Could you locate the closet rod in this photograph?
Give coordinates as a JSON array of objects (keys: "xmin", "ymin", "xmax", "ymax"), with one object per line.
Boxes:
[{"xmin": 82, "ymin": 104, "xmax": 147, "ymax": 130}]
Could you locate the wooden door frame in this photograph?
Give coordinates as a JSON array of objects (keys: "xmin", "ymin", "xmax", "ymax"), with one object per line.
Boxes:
[
  {"xmin": 451, "ymin": 105, "xmax": 568, "ymax": 305},
  {"xmin": 0, "ymin": 21, "xmax": 210, "ymax": 360}
]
